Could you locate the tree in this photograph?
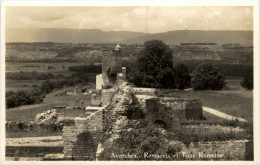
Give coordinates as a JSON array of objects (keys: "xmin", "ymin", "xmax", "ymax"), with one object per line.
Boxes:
[
  {"xmin": 241, "ymin": 68, "xmax": 253, "ymax": 90},
  {"xmin": 173, "ymin": 64, "xmax": 191, "ymax": 90},
  {"xmin": 191, "ymin": 64, "xmax": 225, "ymax": 90},
  {"xmin": 128, "ymin": 40, "xmax": 174, "ymax": 88}
]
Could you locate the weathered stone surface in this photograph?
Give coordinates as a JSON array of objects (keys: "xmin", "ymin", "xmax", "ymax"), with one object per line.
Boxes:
[{"xmin": 35, "ymin": 109, "xmax": 57, "ymax": 124}]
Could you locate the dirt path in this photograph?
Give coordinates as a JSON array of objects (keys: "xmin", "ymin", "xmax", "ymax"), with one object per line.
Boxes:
[{"xmin": 203, "ymin": 106, "xmax": 248, "ymax": 122}]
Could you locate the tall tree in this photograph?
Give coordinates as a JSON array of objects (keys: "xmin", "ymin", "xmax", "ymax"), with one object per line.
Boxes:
[{"xmin": 129, "ymin": 40, "xmax": 174, "ymax": 88}]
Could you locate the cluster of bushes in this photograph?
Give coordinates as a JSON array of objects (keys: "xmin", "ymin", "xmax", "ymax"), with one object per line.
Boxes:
[
  {"xmin": 127, "ymin": 40, "xmax": 226, "ymax": 90},
  {"xmin": 71, "ymin": 73, "xmax": 96, "ymax": 83},
  {"xmin": 6, "ymin": 77, "xmax": 87, "ymax": 109},
  {"xmin": 40, "ymin": 78, "xmax": 85, "ymax": 94},
  {"xmin": 241, "ymin": 68, "xmax": 253, "ymax": 90},
  {"xmin": 68, "ymin": 65, "xmax": 102, "ymax": 73},
  {"xmin": 172, "ymin": 60, "xmax": 253, "ymax": 77},
  {"xmin": 191, "ymin": 64, "xmax": 226, "ymax": 90},
  {"xmin": 127, "ymin": 40, "xmax": 254, "ymax": 91},
  {"xmin": 6, "ymin": 88, "xmax": 44, "ymax": 108},
  {"xmin": 6, "ymin": 71, "xmax": 64, "ymax": 80}
]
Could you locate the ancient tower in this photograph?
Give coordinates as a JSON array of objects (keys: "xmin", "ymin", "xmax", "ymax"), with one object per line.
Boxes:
[{"xmin": 102, "ymin": 43, "xmax": 122, "ymax": 87}]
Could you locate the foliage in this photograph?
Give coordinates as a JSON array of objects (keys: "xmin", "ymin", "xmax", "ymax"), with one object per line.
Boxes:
[
  {"xmin": 128, "ymin": 40, "xmax": 175, "ymax": 88},
  {"xmin": 191, "ymin": 64, "xmax": 226, "ymax": 90},
  {"xmin": 124, "ymin": 93, "xmax": 145, "ymax": 120},
  {"xmin": 6, "ymin": 71, "xmax": 64, "ymax": 80},
  {"xmin": 6, "ymin": 88, "xmax": 44, "ymax": 108},
  {"xmin": 241, "ymin": 68, "xmax": 253, "ymax": 90},
  {"xmin": 6, "ymin": 77, "xmax": 87, "ymax": 109},
  {"xmin": 173, "ymin": 64, "xmax": 191, "ymax": 89},
  {"xmin": 69, "ymin": 65, "xmax": 102, "ymax": 73},
  {"xmin": 100, "ymin": 123, "xmax": 181, "ymax": 160}
]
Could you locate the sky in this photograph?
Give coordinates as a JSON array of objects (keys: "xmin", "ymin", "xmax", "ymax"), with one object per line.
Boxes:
[{"xmin": 5, "ymin": 6, "xmax": 253, "ymax": 33}]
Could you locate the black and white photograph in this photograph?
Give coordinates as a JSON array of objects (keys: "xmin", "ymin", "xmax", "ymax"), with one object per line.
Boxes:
[{"xmin": 0, "ymin": 1, "xmax": 259, "ymax": 163}]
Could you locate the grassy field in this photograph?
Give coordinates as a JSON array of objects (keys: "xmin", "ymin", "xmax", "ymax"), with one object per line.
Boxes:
[
  {"xmin": 5, "ymin": 62, "xmax": 82, "ymax": 92},
  {"xmin": 158, "ymin": 76, "xmax": 253, "ymax": 123},
  {"xmin": 6, "ymin": 62, "xmax": 79, "ymax": 75},
  {"xmin": 6, "ymin": 79, "xmax": 46, "ymax": 92},
  {"xmin": 6, "ymin": 84, "xmax": 94, "ymax": 122}
]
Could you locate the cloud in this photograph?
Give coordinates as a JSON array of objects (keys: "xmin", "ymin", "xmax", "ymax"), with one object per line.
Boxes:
[{"xmin": 5, "ymin": 6, "xmax": 253, "ymax": 33}]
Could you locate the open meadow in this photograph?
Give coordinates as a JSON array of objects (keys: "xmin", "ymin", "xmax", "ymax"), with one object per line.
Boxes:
[
  {"xmin": 6, "ymin": 84, "xmax": 95, "ymax": 122},
  {"xmin": 158, "ymin": 76, "xmax": 253, "ymax": 123}
]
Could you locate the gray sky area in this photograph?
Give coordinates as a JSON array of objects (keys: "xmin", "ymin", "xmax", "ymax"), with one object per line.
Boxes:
[{"xmin": 5, "ymin": 6, "xmax": 253, "ymax": 33}]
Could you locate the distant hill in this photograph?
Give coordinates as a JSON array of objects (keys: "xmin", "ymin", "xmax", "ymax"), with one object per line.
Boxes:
[
  {"xmin": 6, "ymin": 28, "xmax": 253, "ymax": 46},
  {"xmin": 122, "ymin": 30, "xmax": 253, "ymax": 46},
  {"xmin": 6, "ymin": 28, "xmax": 148, "ymax": 43}
]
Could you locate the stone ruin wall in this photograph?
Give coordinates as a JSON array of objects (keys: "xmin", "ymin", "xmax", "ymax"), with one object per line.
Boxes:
[
  {"xmin": 56, "ymin": 107, "xmax": 87, "ymax": 121},
  {"xmin": 173, "ymin": 140, "xmax": 252, "ymax": 160},
  {"xmin": 102, "ymin": 50, "xmax": 122, "ymax": 87},
  {"xmin": 91, "ymin": 91, "xmax": 102, "ymax": 106},
  {"xmin": 101, "ymin": 88, "xmax": 117, "ymax": 107},
  {"xmin": 179, "ymin": 124, "xmax": 246, "ymax": 137},
  {"xmin": 145, "ymin": 97, "xmax": 203, "ymax": 128},
  {"xmin": 59, "ymin": 86, "xmax": 252, "ymax": 160},
  {"xmin": 62, "ymin": 109, "xmax": 103, "ymax": 160}
]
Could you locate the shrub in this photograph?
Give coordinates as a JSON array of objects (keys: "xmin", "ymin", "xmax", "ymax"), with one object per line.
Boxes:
[
  {"xmin": 191, "ymin": 64, "xmax": 226, "ymax": 90},
  {"xmin": 6, "ymin": 71, "xmax": 55, "ymax": 80},
  {"xmin": 68, "ymin": 65, "xmax": 102, "ymax": 73},
  {"xmin": 124, "ymin": 93, "xmax": 145, "ymax": 120},
  {"xmin": 6, "ymin": 89, "xmax": 44, "ymax": 108},
  {"xmin": 241, "ymin": 68, "xmax": 253, "ymax": 90},
  {"xmin": 173, "ymin": 64, "xmax": 191, "ymax": 89}
]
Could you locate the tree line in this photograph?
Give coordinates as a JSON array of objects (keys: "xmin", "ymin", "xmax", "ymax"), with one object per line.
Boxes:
[
  {"xmin": 6, "ymin": 76, "xmax": 89, "ymax": 109},
  {"xmin": 6, "ymin": 71, "xmax": 64, "ymax": 80},
  {"xmin": 127, "ymin": 40, "xmax": 253, "ymax": 91}
]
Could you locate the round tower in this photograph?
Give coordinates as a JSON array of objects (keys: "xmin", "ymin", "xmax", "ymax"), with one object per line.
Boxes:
[{"xmin": 102, "ymin": 44, "xmax": 122, "ymax": 87}]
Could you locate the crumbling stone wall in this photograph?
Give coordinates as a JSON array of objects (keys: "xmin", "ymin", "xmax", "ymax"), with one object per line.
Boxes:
[
  {"xmin": 184, "ymin": 101, "xmax": 202, "ymax": 120},
  {"xmin": 132, "ymin": 87, "xmax": 157, "ymax": 96},
  {"xmin": 62, "ymin": 109, "xmax": 103, "ymax": 160},
  {"xmin": 172, "ymin": 140, "xmax": 251, "ymax": 160},
  {"xmin": 102, "ymin": 88, "xmax": 117, "ymax": 107},
  {"xmin": 146, "ymin": 97, "xmax": 202, "ymax": 127},
  {"xmin": 56, "ymin": 107, "xmax": 87, "ymax": 120},
  {"xmin": 179, "ymin": 125, "xmax": 246, "ymax": 138},
  {"xmin": 91, "ymin": 91, "xmax": 102, "ymax": 106},
  {"xmin": 102, "ymin": 50, "xmax": 122, "ymax": 86},
  {"xmin": 146, "ymin": 98, "xmax": 181, "ymax": 129}
]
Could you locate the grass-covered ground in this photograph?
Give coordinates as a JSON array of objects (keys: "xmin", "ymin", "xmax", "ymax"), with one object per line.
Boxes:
[
  {"xmin": 6, "ymin": 84, "xmax": 94, "ymax": 122},
  {"xmin": 158, "ymin": 76, "xmax": 253, "ymax": 123}
]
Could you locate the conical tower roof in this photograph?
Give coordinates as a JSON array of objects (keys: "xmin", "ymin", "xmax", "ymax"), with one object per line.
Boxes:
[{"xmin": 115, "ymin": 43, "xmax": 121, "ymax": 51}]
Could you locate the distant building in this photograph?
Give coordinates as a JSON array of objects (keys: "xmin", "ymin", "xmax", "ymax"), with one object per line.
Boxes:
[{"xmin": 222, "ymin": 43, "xmax": 240, "ymax": 48}]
